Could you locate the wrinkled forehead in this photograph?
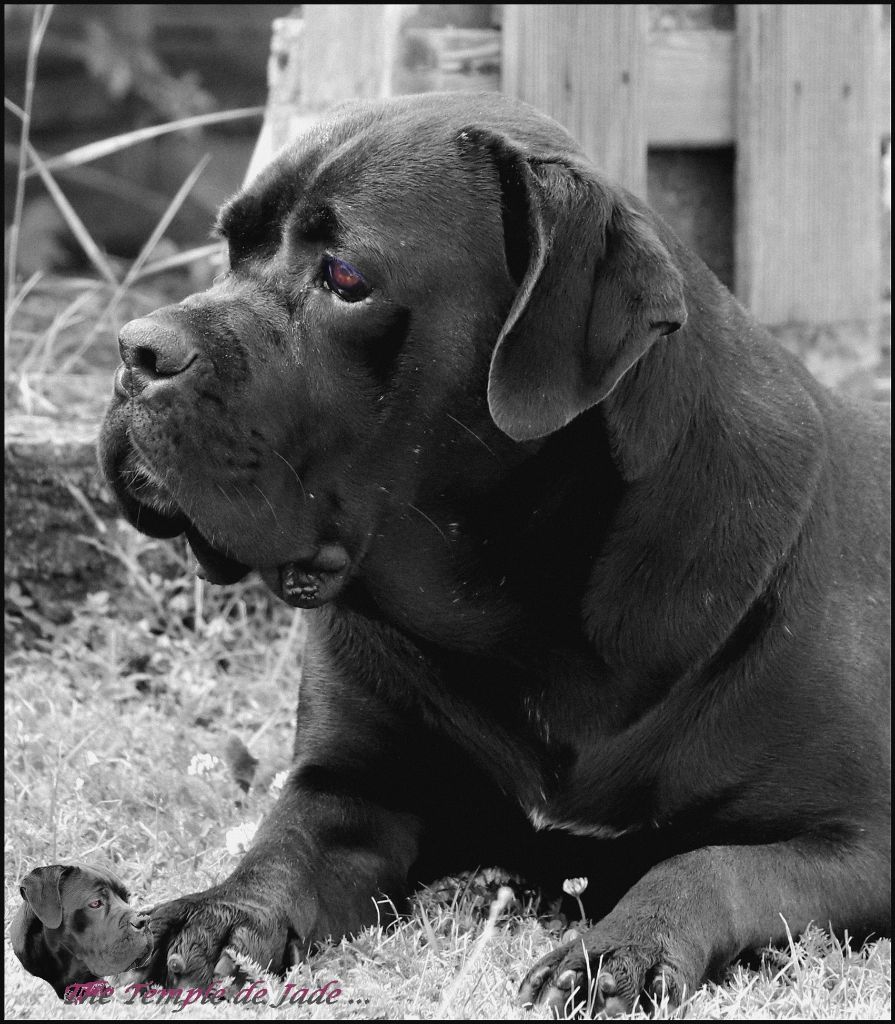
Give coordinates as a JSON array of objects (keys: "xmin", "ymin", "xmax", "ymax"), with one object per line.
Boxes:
[
  {"xmin": 316, "ymin": 127, "xmax": 475, "ymax": 237},
  {"xmin": 219, "ymin": 94, "xmax": 581, "ymax": 250},
  {"xmin": 62, "ymin": 865, "xmax": 130, "ymax": 907},
  {"xmin": 225, "ymin": 105, "xmax": 491, "ymax": 247}
]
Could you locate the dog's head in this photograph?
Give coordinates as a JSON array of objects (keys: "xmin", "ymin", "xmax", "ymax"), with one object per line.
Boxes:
[
  {"xmin": 12, "ymin": 863, "xmax": 152, "ymax": 996},
  {"xmin": 100, "ymin": 93, "xmax": 686, "ymax": 608}
]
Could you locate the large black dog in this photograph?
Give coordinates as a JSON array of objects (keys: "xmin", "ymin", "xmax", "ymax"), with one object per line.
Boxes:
[{"xmin": 100, "ymin": 93, "xmax": 890, "ymax": 1014}]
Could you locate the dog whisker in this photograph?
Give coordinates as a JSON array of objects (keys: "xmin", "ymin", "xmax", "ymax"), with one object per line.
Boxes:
[
  {"xmin": 445, "ymin": 412, "xmax": 498, "ymax": 459},
  {"xmin": 270, "ymin": 448, "xmax": 308, "ymax": 500},
  {"xmin": 406, "ymin": 502, "xmax": 449, "ymax": 545}
]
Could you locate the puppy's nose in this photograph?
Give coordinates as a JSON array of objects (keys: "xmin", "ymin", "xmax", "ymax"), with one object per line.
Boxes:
[
  {"xmin": 130, "ymin": 912, "xmax": 150, "ymax": 931},
  {"xmin": 118, "ymin": 317, "xmax": 198, "ymax": 386}
]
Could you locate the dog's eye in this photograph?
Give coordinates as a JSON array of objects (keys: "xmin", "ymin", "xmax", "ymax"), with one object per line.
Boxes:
[
  {"xmin": 88, "ymin": 899, "xmax": 103, "ymax": 909},
  {"xmin": 323, "ymin": 257, "xmax": 370, "ymax": 302}
]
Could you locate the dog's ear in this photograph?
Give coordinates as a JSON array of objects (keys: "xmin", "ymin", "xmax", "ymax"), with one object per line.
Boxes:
[
  {"xmin": 460, "ymin": 128, "xmax": 686, "ymax": 442},
  {"xmin": 20, "ymin": 865, "xmax": 72, "ymax": 929}
]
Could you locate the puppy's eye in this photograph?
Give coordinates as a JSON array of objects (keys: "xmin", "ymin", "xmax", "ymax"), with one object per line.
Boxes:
[
  {"xmin": 88, "ymin": 899, "xmax": 103, "ymax": 909},
  {"xmin": 323, "ymin": 257, "xmax": 370, "ymax": 302}
]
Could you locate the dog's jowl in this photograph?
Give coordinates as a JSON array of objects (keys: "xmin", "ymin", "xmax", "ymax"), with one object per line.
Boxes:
[{"xmin": 99, "ymin": 93, "xmax": 890, "ymax": 1014}]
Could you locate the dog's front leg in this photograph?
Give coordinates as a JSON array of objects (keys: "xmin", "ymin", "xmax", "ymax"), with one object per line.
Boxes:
[
  {"xmin": 144, "ymin": 778, "xmax": 420, "ymax": 987},
  {"xmin": 520, "ymin": 835, "xmax": 890, "ymax": 1016}
]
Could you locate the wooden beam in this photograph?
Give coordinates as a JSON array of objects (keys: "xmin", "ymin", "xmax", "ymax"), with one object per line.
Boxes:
[
  {"xmin": 735, "ymin": 5, "xmax": 881, "ymax": 323},
  {"xmin": 647, "ymin": 30, "xmax": 734, "ymax": 147},
  {"xmin": 501, "ymin": 4, "xmax": 648, "ymax": 197},
  {"xmin": 648, "ymin": 21, "xmax": 887, "ymax": 146},
  {"xmin": 880, "ymin": 10, "xmax": 891, "ymax": 138},
  {"xmin": 300, "ymin": 4, "xmax": 402, "ymax": 110},
  {"xmin": 250, "ymin": 16, "xmax": 891, "ymax": 156},
  {"xmin": 247, "ymin": 6, "xmax": 406, "ymax": 181}
]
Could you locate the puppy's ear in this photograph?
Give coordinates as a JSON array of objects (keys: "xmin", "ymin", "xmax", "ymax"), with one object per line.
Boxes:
[
  {"xmin": 461, "ymin": 128, "xmax": 686, "ymax": 442},
  {"xmin": 20, "ymin": 865, "xmax": 72, "ymax": 929}
]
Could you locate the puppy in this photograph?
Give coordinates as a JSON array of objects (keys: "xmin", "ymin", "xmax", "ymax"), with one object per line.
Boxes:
[{"xmin": 11, "ymin": 863, "xmax": 152, "ymax": 999}]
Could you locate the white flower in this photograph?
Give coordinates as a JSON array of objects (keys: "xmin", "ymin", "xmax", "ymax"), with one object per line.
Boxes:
[
  {"xmin": 85, "ymin": 591, "xmax": 109, "ymax": 613},
  {"xmin": 562, "ymin": 877, "xmax": 588, "ymax": 897},
  {"xmin": 205, "ymin": 617, "xmax": 227, "ymax": 638},
  {"xmin": 563, "ymin": 877, "xmax": 589, "ymax": 925},
  {"xmin": 225, "ymin": 821, "xmax": 259, "ymax": 856},
  {"xmin": 85, "ymin": 751, "xmax": 100, "ymax": 767},
  {"xmin": 269, "ymin": 770, "xmax": 289, "ymax": 796},
  {"xmin": 187, "ymin": 753, "xmax": 221, "ymax": 776},
  {"xmin": 74, "ymin": 777, "xmax": 84, "ymax": 792}
]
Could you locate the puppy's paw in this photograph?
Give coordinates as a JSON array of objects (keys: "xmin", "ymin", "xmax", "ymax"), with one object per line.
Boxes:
[{"xmin": 519, "ymin": 927, "xmax": 689, "ymax": 1018}]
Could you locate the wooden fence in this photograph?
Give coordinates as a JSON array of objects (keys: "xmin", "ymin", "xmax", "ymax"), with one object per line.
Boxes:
[{"xmin": 253, "ymin": 4, "xmax": 890, "ymax": 326}]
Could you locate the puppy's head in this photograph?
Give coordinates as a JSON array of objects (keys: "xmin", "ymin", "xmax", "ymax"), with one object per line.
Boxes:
[
  {"xmin": 100, "ymin": 93, "xmax": 685, "ymax": 607},
  {"xmin": 12, "ymin": 864, "xmax": 152, "ymax": 996}
]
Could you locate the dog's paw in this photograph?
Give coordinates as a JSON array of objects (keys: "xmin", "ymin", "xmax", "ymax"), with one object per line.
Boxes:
[
  {"xmin": 519, "ymin": 927, "xmax": 688, "ymax": 1018},
  {"xmin": 143, "ymin": 887, "xmax": 293, "ymax": 989}
]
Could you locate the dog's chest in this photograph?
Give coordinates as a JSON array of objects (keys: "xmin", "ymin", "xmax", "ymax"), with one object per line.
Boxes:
[{"xmin": 513, "ymin": 666, "xmax": 669, "ymax": 840}]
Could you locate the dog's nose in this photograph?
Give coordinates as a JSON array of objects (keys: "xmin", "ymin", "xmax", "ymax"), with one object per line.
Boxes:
[
  {"xmin": 118, "ymin": 317, "xmax": 198, "ymax": 387},
  {"xmin": 130, "ymin": 912, "xmax": 150, "ymax": 931}
]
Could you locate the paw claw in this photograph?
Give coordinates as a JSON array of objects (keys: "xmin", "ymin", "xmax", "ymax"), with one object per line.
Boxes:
[
  {"xmin": 519, "ymin": 958, "xmax": 556, "ymax": 1005},
  {"xmin": 597, "ymin": 971, "xmax": 616, "ymax": 997},
  {"xmin": 648, "ymin": 967, "xmax": 679, "ymax": 1007},
  {"xmin": 556, "ymin": 968, "xmax": 579, "ymax": 991},
  {"xmin": 284, "ymin": 937, "xmax": 306, "ymax": 967},
  {"xmin": 214, "ymin": 952, "xmax": 236, "ymax": 978}
]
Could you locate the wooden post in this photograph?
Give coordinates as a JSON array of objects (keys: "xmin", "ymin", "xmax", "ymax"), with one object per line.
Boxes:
[
  {"xmin": 501, "ymin": 4, "xmax": 648, "ymax": 198},
  {"xmin": 735, "ymin": 5, "xmax": 881, "ymax": 324},
  {"xmin": 246, "ymin": 5, "xmax": 405, "ymax": 181},
  {"xmin": 299, "ymin": 4, "xmax": 403, "ymax": 109}
]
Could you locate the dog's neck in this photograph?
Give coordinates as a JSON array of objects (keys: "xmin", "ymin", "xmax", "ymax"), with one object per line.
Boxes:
[
  {"xmin": 602, "ymin": 233, "xmax": 826, "ymax": 484},
  {"xmin": 592, "ymin": 254, "xmax": 828, "ymax": 676},
  {"xmin": 350, "ymin": 410, "xmax": 623, "ymax": 654}
]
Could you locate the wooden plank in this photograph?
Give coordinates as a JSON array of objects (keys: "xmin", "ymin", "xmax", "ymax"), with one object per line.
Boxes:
[
  {"xmin": 501, "ymin": 4, "xmax": 648, "ymax": 197},
  {"xmin": 735, "ymin": 5, "xmax": 880, "ymax": 323},
  {"xmin": 300, "ymin": 4, "xmax": 402, "ymax": 110},
  {"xmin": 647, "ymin": 23, "xmax": 888, "ymax": 146},
  {"xmin": 247, "ymin": 16, "xmax": 890, "ymax": 155},
  {"xmin": 880, "ymin": 13, "xmax": 891, "ymax": 136},
  {"xmin": 647, "ymin": 30, "xmax": 734, "ymax": 146},
  {"xmin": 396, "ymin": 28, "xmax": 501, "ymax": 95},
  {"xmin": 246, "ymin": 17, "xmax": 308, "ymax": 182},
  {"xmin": 246, "ymin": 6, "xmax": 405, "ymax": 180}
]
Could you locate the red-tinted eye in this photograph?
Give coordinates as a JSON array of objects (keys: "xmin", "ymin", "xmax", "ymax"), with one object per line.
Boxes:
[
  {"xmin": 88, "ymin": 899, "xmax": 103, "ymax": 909},
  {"xmin": 324, "ymin": 257, "xmax": 370, "ymax": 301}
]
